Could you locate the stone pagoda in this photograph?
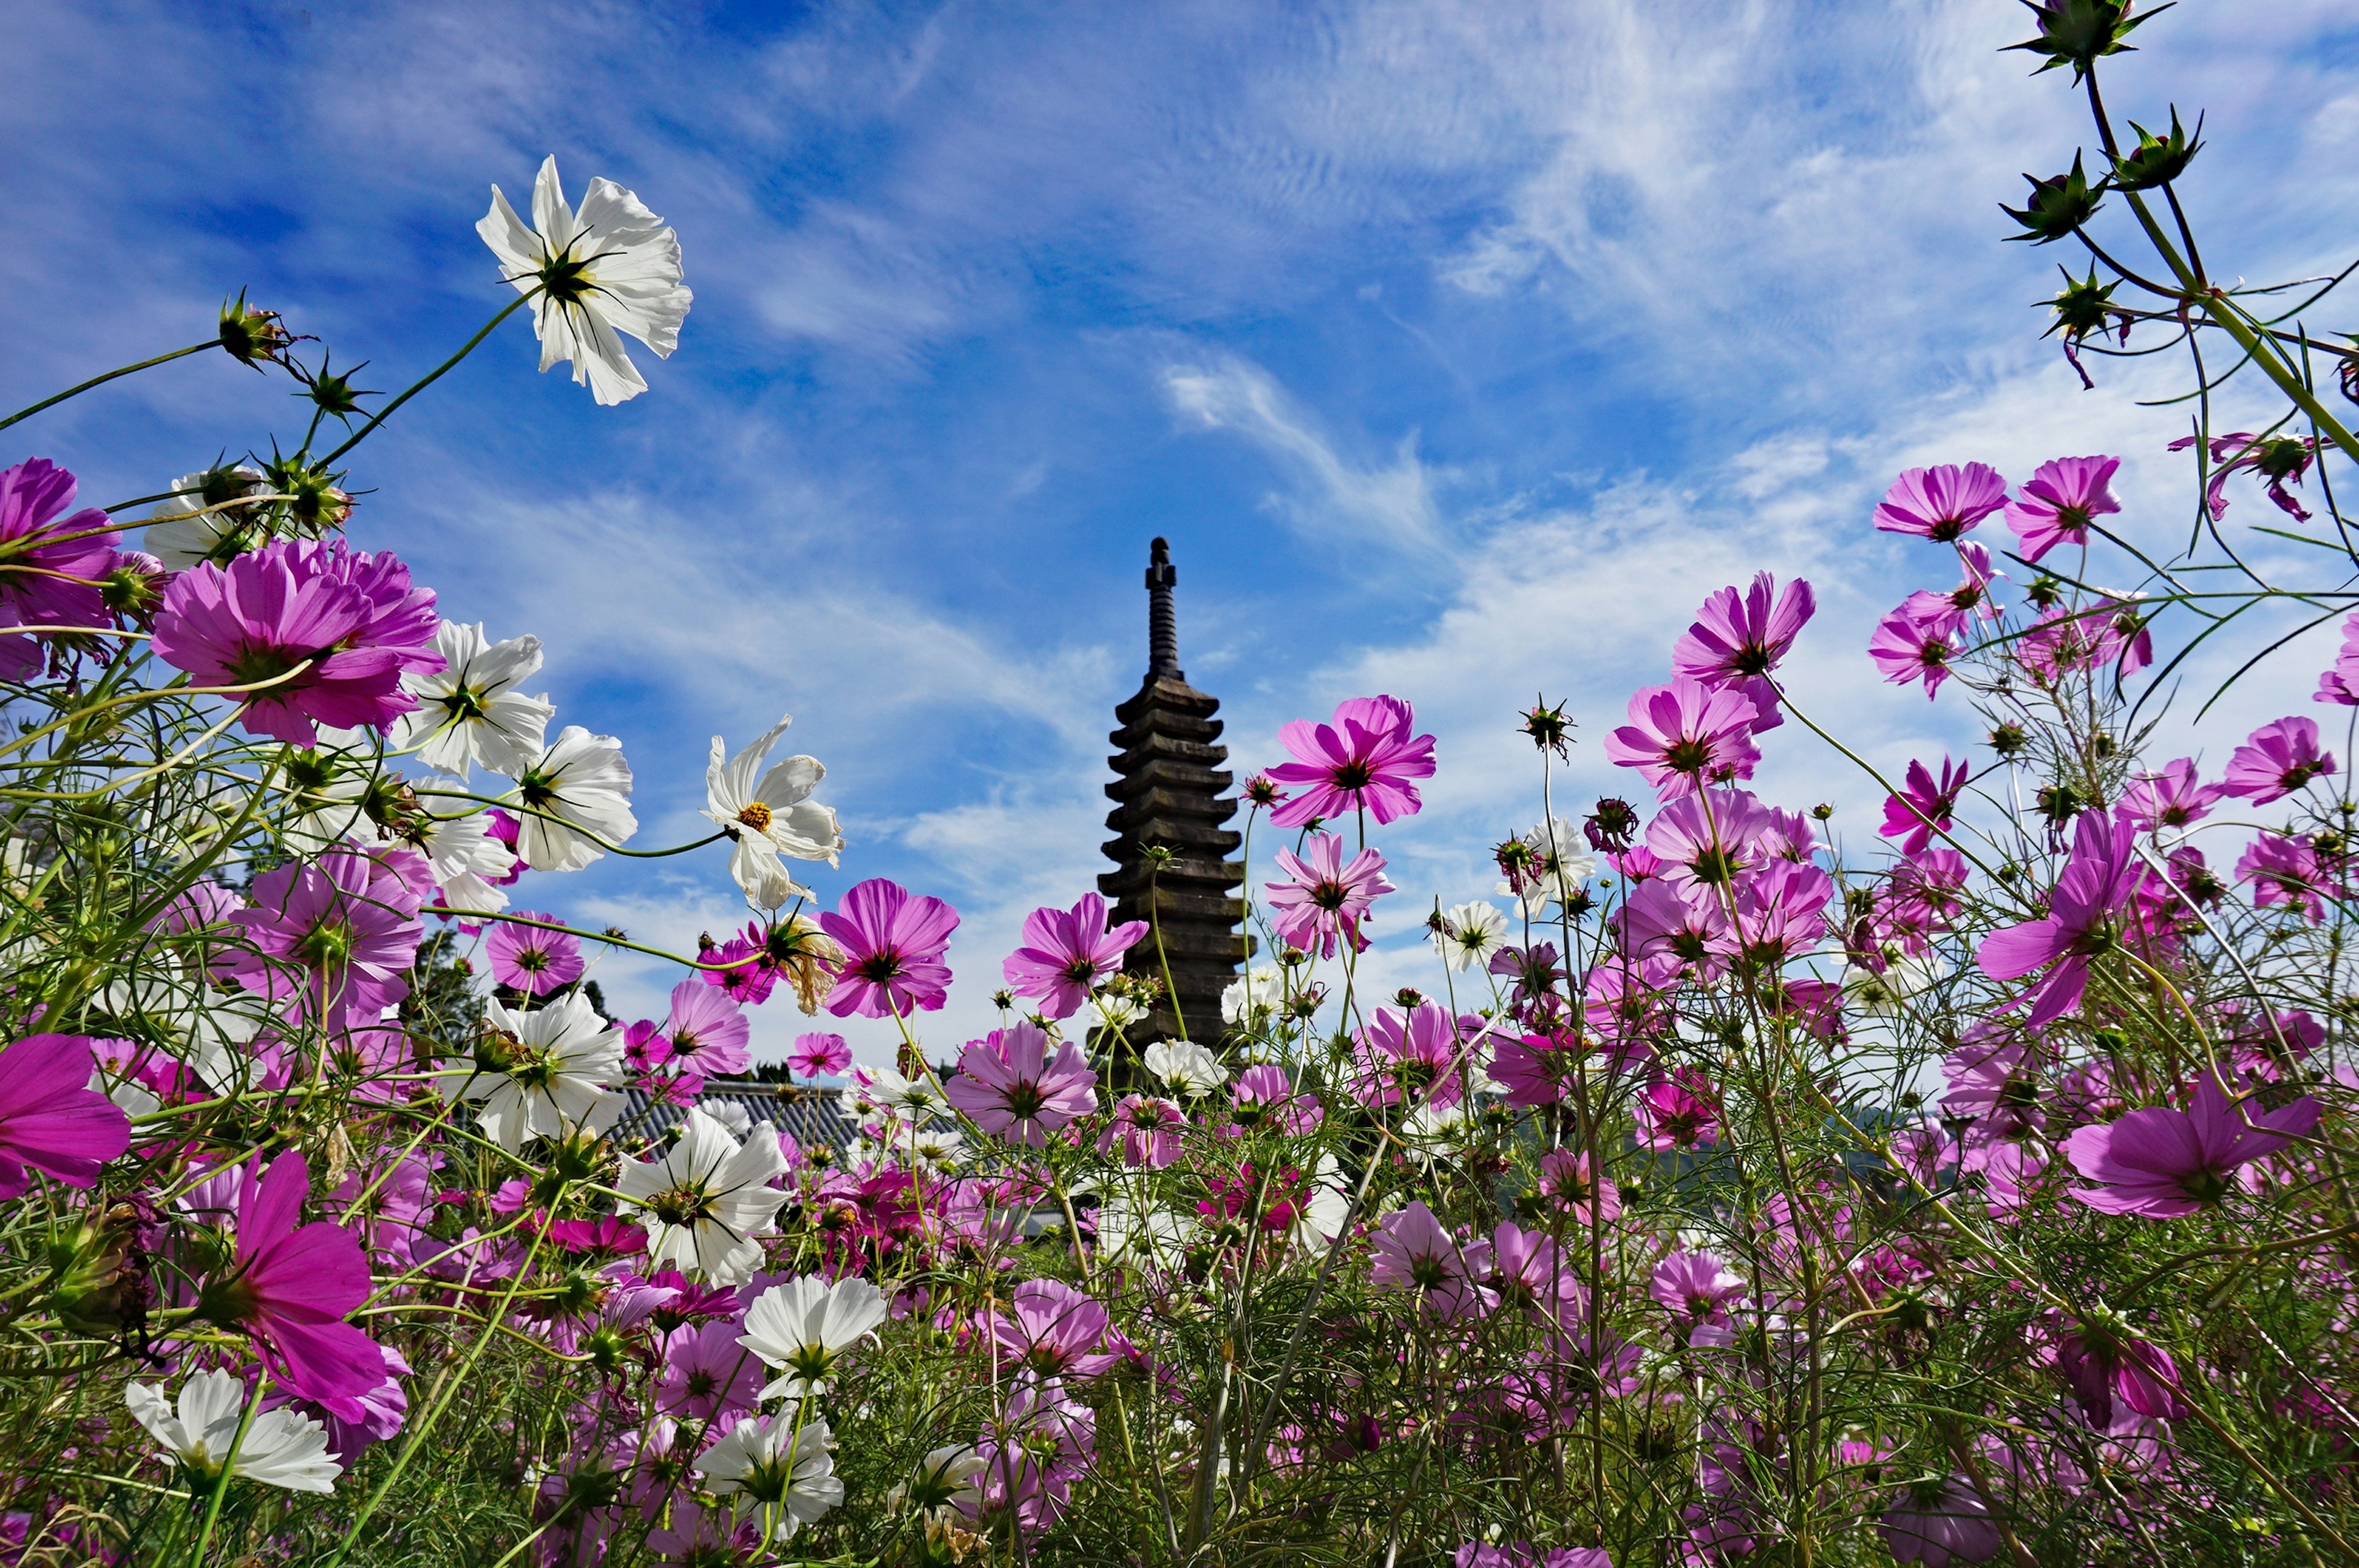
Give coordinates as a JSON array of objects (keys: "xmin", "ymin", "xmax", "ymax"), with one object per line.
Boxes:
[{"xmin": 1098, "ymin": 537, "xmax": 1246, "ymax": 1048}]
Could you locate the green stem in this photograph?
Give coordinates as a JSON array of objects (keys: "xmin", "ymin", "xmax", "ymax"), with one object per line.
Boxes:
[
  {"xmin": 316, "ymin": 297, "xmax": 528, "ymax": 466},
  {"xmin": 0, "ymin": 342, "xmax": 214, "ymax": 434}
]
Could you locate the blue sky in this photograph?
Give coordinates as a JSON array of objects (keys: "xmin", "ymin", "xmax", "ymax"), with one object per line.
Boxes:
[{"xmin": 7, "ymin": 1, "xmax": 2358, "ymax": 1066}]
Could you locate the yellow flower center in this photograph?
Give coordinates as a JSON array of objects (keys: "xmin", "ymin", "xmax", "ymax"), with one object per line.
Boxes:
[{"xmin": 737, "ymin": 802, "xmax": 773, "ymax": 833}]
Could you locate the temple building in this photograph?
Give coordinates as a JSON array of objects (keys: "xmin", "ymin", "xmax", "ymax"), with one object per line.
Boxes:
[{"xmin": 1097, "ymin": 538, "xmax": 1247, "ymax": 1047}]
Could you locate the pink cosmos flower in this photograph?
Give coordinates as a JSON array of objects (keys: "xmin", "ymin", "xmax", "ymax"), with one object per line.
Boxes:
[
  {"xmin": 1264, "ymin": 695, "xmax": 1437, "ymax": 829},
  {"xmin": 2004, "ymin": 454, "xmax": 2120, "ymax": 563},
  {"xmin": 1353, "ymin": 1000, "xmax": 1480, "ymax": 1109},
  {"xmin": 699, "ymin": 933, "xmax": 768, "ymax": 1005},
  {"xmin": 1733, "ymin": 859, "xmax": 1834, "ymax": 967},
  {"xmin": 1616, "ymin": 878, "xmax": 1734, "ymax": 981},
  {"xmin": 660, "ymin": 980, "xmax": 751, "ymax": 1078},
  {"xmin": 1634, "ymin": 1069, "xmax": 1719, "ymax": 1150},
  {"xmin": 229, "ymin": 844, "xmax": 423, "ymax": 1023},
  {"xmin": 1457, "ymin": 1544, "xmax": 1611, "ymax": 1568},
  {"xmin": 2238, "ymin": 832, "xmax": 2328, "ymax": 924},
  {"xmin": 1645, "ymin": 788, "xmax": 1773, "ymax": 894},
  {"xmin": 2220, "ymin": 716, "xmax": 2336, "ymax": 803},
  {"xmin": 1880, "ymin": 755, "xmax": 1969, "ymax": 855},
  {"xmin": 1265, "ymin": 832, "xmax": 1393, "ymax": 959},
  {"xmin": 788, "ymin": 1032, "xmax": 851, "ymax": 1078},
  {"xmin": 1939, "ymin": 1028, "xmax": 2042, "ymax": 1152},
  {"xmin": 1670, "ymin": 572, "xmax": 1816, "ymax": 731},
  {"xmin": 149, "ymin": 537, "xmax": 443, "ymax": 746},
  {"xmin": 2064, "ymin": 1073, "xmax": 2321, "ymax": 1218},
  {"xmin": 1536, "ymin": 1149, "xmax": 1619, "ymax": 1225},
  {"xmin": 1899, "ymin": 540, "xmax": 2003, "ymax": 634},
  {"xmin": 2313, "ymin": 610, "xmax": 2359, "ymax": 706},
  {"xmin": 2053, "ymin": 1321, "xmax": 2192, "ymax": 1427},
  {"xmin": 1098, "ymin": 1093, "xmax": 1186, "ymax": 1168},
  {"xmin": 2170, "ymin": 429, "xmax": 2321, "ymax": 521},
  {"xmin": 1001, "ymin": 892, "xmax": 1147, "ymax": 1020},
  {"xmin": 195, "ymin": 1150, "xmax": 383, "ymax": 1402},
  {"xmin": 485, "ymin": 912, "xmax": 584, "ymax": 996},
  {"xmin": 820, "ymin": 878, "xmax": 959, "ymax": 1018},
  {"xmin": 1872, "ymin": 462, "xmax": 2009, "ymax": 542},
  {"xmin": 2117, "ymin": 757, "xmax": 2223, "ymax": 833},
  {"xmin": 1976, "ymin": 809, "xmax": 2142, "ymax": 1028},
  {"xmin": 656, "ymin": 1319, "xmax": 763, "ymax": 1421},
  {"xmin": 1489, "ymin": 1031, "xmax": 1570, "ymax": 1107},
  {"xmin": 1230, "ymin": 1064, "xmax": 1321, "ymax": 1134},
  {"xmin": 1650, "ymin": 1249, "xmax": 1745, "ymax": 1319},
  {"xmin": 942, "ymin": 1021, "xmax": 1095, "ymax": 1146},
  {"xmin": 1369, "ymin": 1200, "xmax": 1496, "ymax": 1322},
  {"xmin": 1879, "ymin": 1476, "xmax": 2002, "ymax": 1568},
  {"xmin": 988, "ymin": 1279, "xmax": 1117, "ymax": 1379},
  {"xmin": 0, "ymin": 1034, "xmax": 132, "ymax": 1199},
  {"xmin": 1603, "ymin": 677, "xmax": 1761, "ymax": 800},
  {"xmin": 0, "ymin": 458, "xmax": 120, "ymax": 678},
  {"xmin": 1866, "ymin": 605, "xmax": 1958, "ymax": 700},
  {"xmin": 1487, "ymin": 1222, "xmax": 1584, "ymax": 1325}
]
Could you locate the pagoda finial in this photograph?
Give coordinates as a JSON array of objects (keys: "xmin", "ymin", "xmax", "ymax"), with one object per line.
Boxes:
[{"xmin": 1146, "ymin": 536, "xmax": 1181, "ymax": 680}]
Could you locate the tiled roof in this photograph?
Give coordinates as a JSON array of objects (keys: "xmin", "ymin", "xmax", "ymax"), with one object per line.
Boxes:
[{"xmin": 617, "ymin": 1080, "xmax": 865, "ymax": 1152}]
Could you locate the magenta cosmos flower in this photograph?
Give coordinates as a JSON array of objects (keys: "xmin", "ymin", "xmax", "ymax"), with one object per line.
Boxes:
[
  {"xmin": 1634, "ymin": 1069, "xmax": 1719, "ymax": 1150},
  {"xmin": 1977, "ymin": 809, "xmax": 2142, "ymax": 1028},
  {"xmin": 2005, "ymin": 454, "xmax": 2120, "ymax": 563},
  {"xmin": 943, "ymin": 1020, "xmax": 1095, "ymax": 1146},
  {"xmin": 0, "ymin": 1034, "xmax": 132, "ymax": 1199},
  {"xmin": 1353, "ymin": 1000, "xmax": 1479, "ymax": 1109},
  {"xmin": 1872, "ymin": 462, "xmax": 2009, "ymax": 542},
  {"xmin": 1098, "ymin": 1093, "xmax": 1186, "ymax": 1168},
  {"xmin": 659, "ymin": 979, "xmax": 751, "ymax": 1078},
  {"xmin": 2117, "ymin": 757, "xmax": 2223, "ymax": 833},
  {"xmin": 1265, "ymin": 832, "xmax": 1394, "ymax": 958},
  {"xmin": 1867, "ymin": 604, "xmax": 1958, "ymax": 700},
  {"xmin": 787, "ymin": 1032, "xmax": 851, "ymax": 1078},
  {"xmin": 229, "ymin": 845, "xmax": 423, "ymax": 1023},
  {"xmin": 2064, "ymin": 1072, "xmax": 2321, "ymax": 1218},
  {"xmin": 0, "ymin": 458, "xmax": 120, "ymax": 678},
  {"xmin": 194, "ymin": 1150, "xmax": 383, "ymax": 1402},
  {"xmin": 485, "ymin": 911, "xmax": 584, "ymax": 996},
  {"xmin": 2170, "ymin": 429, "xmax": 2321, "ymax": 522},
  {"xmin": 819, "ymin": 878, "xmax": 958, "ymax": 1018},
  {"xmin": 1230, "ymin": 1063, "xmax": 1321, "ymax": 1134},
  {"xmin": 1670, "ymin": 572, "xmax": 1817, "ymax": 730},
  {"xmin": 1001, "ymin": 892, "xmax": 1146, "ymax": 1020},
  {"xmin": 150, "ymin": 537, "xmax": 443, "ymax": 747},
  {"xmin": 2237, "ymin": 832, "xmax": 2328, "ymax": 924},
  {"xmin": 1880, "ymin": 755, "xmax": 1969, "ymax": 856},
  {"xmin": 1264, "ymin": 695, "xmax": 1436, "ymax": 830},
  {"xmin": 1602, "ymin": 676, "xmax": 1761, "ymax": 800},
  {"xmin": 2220, "ymin": 716, "xmax": 2336, "ymax": 803}
]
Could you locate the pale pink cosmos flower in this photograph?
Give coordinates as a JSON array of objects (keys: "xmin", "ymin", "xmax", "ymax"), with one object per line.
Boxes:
[
  {"xmin": 1488, "ymin": 1222, "xmax": 1584, "ymax": 1325},
  {"xmin": 1265, "ymin": 832, "xmax": 1393, "ymax": 959},
  {"xmin": 1369, "ymin": 1200, "xmax": 1496, "ymax": 1322},
  {"xmin": 820, "ymin": 878, "xmax": 958, "ymax": 1019},
  {"xmin": 485, "ymin": 912, "xmax": 583, "ymax": 996},
  {"xmin": 1602, "ymin": 677, "xmax": 1761, "ymax": 800},
  {"xmin": 1001, "ymin": 892, "xmax": 1146, "ymax": 1020},
  {"xmin": 1265, "ymin": 695, "xmax": 1437, "ymax": 830},
  {"xmin": 660, "ymin": 980, "xmax": 751, "ymax": 1078},
  {"xmin": 2064, "ymin": 1073, "xmax": 2320, "ymax": 1219},
  {"xmin": 1649, "ymin": 1249, "xmax": 1745, "ymax": 1319},
  {"xmin": 942, "ymin": 1021, "xmax": 1095, "ymax": 1147},
  {"xmin": 1879, "ymin": 1476, "xmax": 2003, "ymax": 1568},
  {"xmin": 1536, "ymin": 1149, "xmax": 1619, "ymax": 1225},
  {"xmin": 1645, "ymin": 787, "xmax": 1774, "ymax": 894},
  {"xmin": 1732, "ymin": 859, "xmax": 1834, "ymax": 967},
  {"xmin": 2116, "ymin": 757, "xmax": 2223, "ymax": 833},
  {"xmin": 1866, "ymin": 604, "xmax": 1958, "ymax": 700},
  {"xmin": 2237, "ymin": 832, "xmax": 2328, "ymax": 924},
  {"xmin": 0, "ymin": 1034, "xmax": 132, "ymax": 1199},
  {"xmin": 1230, "ymin": 1064, "xmax": 1321, "ymax": 1134},
  {"xmin": 1615, "ymin": 878, "xmax": 1734, "ymax": 982},
  {"xmin": 1976, "ymin": 809, "xmax": 2142, "ymax": 1028},
  {"xmin": 1670, "ymin": 572, "xmax": 1817, "ymax": 731},
  {"xmin": 2005, "ymin": 454, "xmax": 2121, "ymax": 563},
  {"xmin": 229, "ymin": 845, "xmax": 423, "ymax": 1024},
  {"xmin": 1352, "ymin": 1000, "xmax": 1479, "ymax": 1109},
  {"xmin": 1880, "ymin": 756, "xmax": 1969, "ymax": 856},
  {"xmin": 2219, "ymin": 716, "xmax": 2336, "ymax": 803},
  {"xmin": 1872, "ymin": 462, "xmax": 2009, "ymax": 542},
  {"xmin": 787, "ymin": 1032, "xmax": 851, "ymax": 1078},
  {"xmin": 1098, "ymin": 1093, "xmax": 1186, "ymax": 1168},
  {"xmin": 988, "ymin": 1279, "xmax": 1116, "ymax": 1380},
  {"xmin": 2313, "ymin": 610, "xmax": 2359, "ymax": 706},
  {"xmin": 1899, "ymin": 540, "xmax": 2003, "ymax": 634}
]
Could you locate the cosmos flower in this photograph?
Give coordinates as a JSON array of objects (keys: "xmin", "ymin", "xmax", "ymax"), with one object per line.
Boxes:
[
  {"xmin": 2220, "ymin": 716, "xmax": 2336, "ymax": 803},
  {"xmin": 692, "ymin": 1413, "xmax": 842, "ymax": 1540},
  {"xmin": 1265, "ymin": 833, "xmax": 1395, "ymax": 958},
  {"xmin": 405, "ymin": 810, "xmax": 517, "ymax": 917},
  {"xmin": 477, "ymin": 155, "xmax": 693, "ymax": 405},
  {"xmin": 1872, "ymin": 462, "xmax": 2010, "ymax": 542},
  {"xmin": 738, "ymin": 1274, "xmax": 889, "ymax": 1400},
  {"xmin": 700, "ymin": 716, "xmax": 843, "ymax": 908},
  {"xmin": 1001, "ymin": 892, "xmax": 1148, "ymax": 1020},
  {"xmin": 2116, "ymin": 757, "xmax": 2223, "ymax": 835},
  {"xmin": 2005, "ymin": 454, "xmax": 2121, "ymax": 563},
  {"xmin": 1867, "ymin": 605, "xmax": 1958, "ymax": 700},
  {"xmin": 943, "ymin": 1021, "xmax": 1096, "ymax": 1147},
  {"xmin": 1977, "ymin": 809, "xmax": 2143, "ymax": 1028},
  {"xmin": 1634, "ymin": 1069, "xmax": 1720, "ymax": 1151},
  {"xmin": 440, "ymin": 990, "xmax": 625, "ymax": 1152},
  {"xmin": 821, "ymin": 879, "xmax": 960, "ymax": 1019},
  {"xmin": 0, "ymin": 458, "xmax": 119, "ymax": 677},
  {"xmin": 1670, "ymin": 571, "xmax": 1816, "ymax": 730},
  {"xmin": 2237, "ymin": 832, "xmax": 2328, "ymax": 924},
  {"xmin": 510, "ymin": 725, "xmax": 637, "ymax": 873},
  {"xmin": 655, "ymin": 1319, "xmax": 764, "ymax": 1422},
  {"xmin": 788, "ymin": 1032, "xmax": 851, "ymax": 1078},
  {"xmin": 144, "ymin": 464, "xmax": 267, "ymax": 571},
  {"xmin": 388, "ymin": 621, "xmax": 553, "ymax": 782},
  {"xmin": 0, "ymin": 1033, "xmax": 131, "ymax": 1199},
  {"xmin": 1650, "ymin": 1249, "xmax": 1746, "ymax": 1320},
  {"xmin": 1099, "ymin": 1093, "xmax": 1187, "ymax": 1168},
  {"xmin": 1603, "ymin": 677, "xmax": 1761, "ymax": 800},
  {"xmin": 1140, "ymin": 1037, "xmax": 1227, "ymax": 1098},
  {"xmin": 1878, "ymin": 1476, "xmax": 2002, "ymax": 1568},
  {"xmin": 227, "ymin": 846, "xmax": 422, "ymax": 1024},
  {"xmin": 485, "ymin": 913, "xmax": 584, "ymax": 996},
  {"xmin": 659, "ymin": 980, "xmax": 751, "ymax": 1079},
  {"xmin": 616, "ymin": 1107, "xmax": 792, "ymax": 1284},
  {"xmin": 1265, "ymin": 695, "xmax": 1437, "ymax": 829},
  {"xmin": 2170, "ymin": 429, "xmax": 2322, "ymax": 522},
  {"xmin": 191, "ymin": 1151, "xmax": 383, "ymax": 1402},
  {"xmin": 987, "ymin": 1279, "xmax": 1119, "ymax": 1380},
  {"xmin": 1369, "ymin": 1201, "xmax": 1496, "ymax": 1322},
  {"xmin": 150, "ymin": 539, "xmax": 444, "ymax": 747},
  {"xmin": 1230, "ymin": 1064, "xmax": 1321, "ymax": 1135},
  {"xmin": 2064, "ymin": 1073, "xmax": 2321, "ymax": 1218},
  {"xmin": 127, "ymin": 1369, "xmax": 342, "ymax": 1496},
  {"xmin": 1431, "ymin": 901, "xmax": 1509, "ymax": 972},
  {"xmin": 1880, "ymin": 756, "xmax": 1970, "ymax": 856}
]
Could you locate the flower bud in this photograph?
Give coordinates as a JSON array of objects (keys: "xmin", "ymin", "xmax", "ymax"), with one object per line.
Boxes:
[
  {"xmin": 216, "ymin": 290, "xmax": 290, "ymax": 369},
  {"xmin": 2110, "ymin": 106, "xmax": 2202, "ymax": 190},
  {"xmin": 2003, "ymin": 152, "xmax": 2105, "ymax": 245},
  {"xmin": 2006, "ymin": 0, "xmax": 2161, "ymax": 83}
]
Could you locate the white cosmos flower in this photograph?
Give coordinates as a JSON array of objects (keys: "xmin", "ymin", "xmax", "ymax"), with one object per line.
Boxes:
[
  {"xmin": 440, "ymin": 991, "xmax": 625, "ymax": 1152},
  {"xmin": 1433, "ymin": 901, "xmax": 1509, "ymax": 972},
  {"xmin": 1840, "ymin": 953, "xmax": 1949, "ymax": 1017},
  {"xmin": 477, "ymin": 155, "xmax": 692, "ymax": 407},
  {"xmin": 1497, "ymin": 817, "xmax": 1600, "ymax": 918},
  {"xmin": 852, "ymin": 1066, "xmax": 946, "ymax": 1126},
  {"xmin": 408, "ymin": 811, "xmax": 515, "ymax": 915},
  {"xmin": 1220, "ymin": 966, "xmax": 1285, "ymax": 1029},
  {"xmin": 616, "ymin": 1107, "xmax": 791, "ymax": 1284},
  {"xmin": 738, "ymin": 1274, "xmax": 890, "ymax": 1400},
  {"xmin": 1086, "ymin": 989, "xmax": 1146, "ymax": 1031},
  {"xmin": 1142, "ymin": 1038, "xmax": 1227, "ymax": 1098},
  {"xmin": 907, "ymin": 1125, "xmax": 964, "ymax": 1176},
  {"xmin": 146, "ymin": 466, "xmax": 266, "ymax": 570},
  {"xmin": 1093, "ymin": 1184, "xmax": 1191, "ymax": 1270},
  {"xmin": 700, "ymin": 716, "xmax": 843, "ymax": 906},
  {"xmin": 692, "ymin": 1413, "xmax": 842, "ymax": 1537},
  {"xmin": 514, "ymin": 725, "xmax": 637, "ymax": 872},
  {"xmin": 391, "ymin": 622, "xmax": 555, "ymax": 782},
  {"xmin": 896, "ymin": 1445, "xmax": 987, "ymax": 1515},
  {"xmin": 127, "ymin": 1369, "xmax": 342, "ymax": 1495}
]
